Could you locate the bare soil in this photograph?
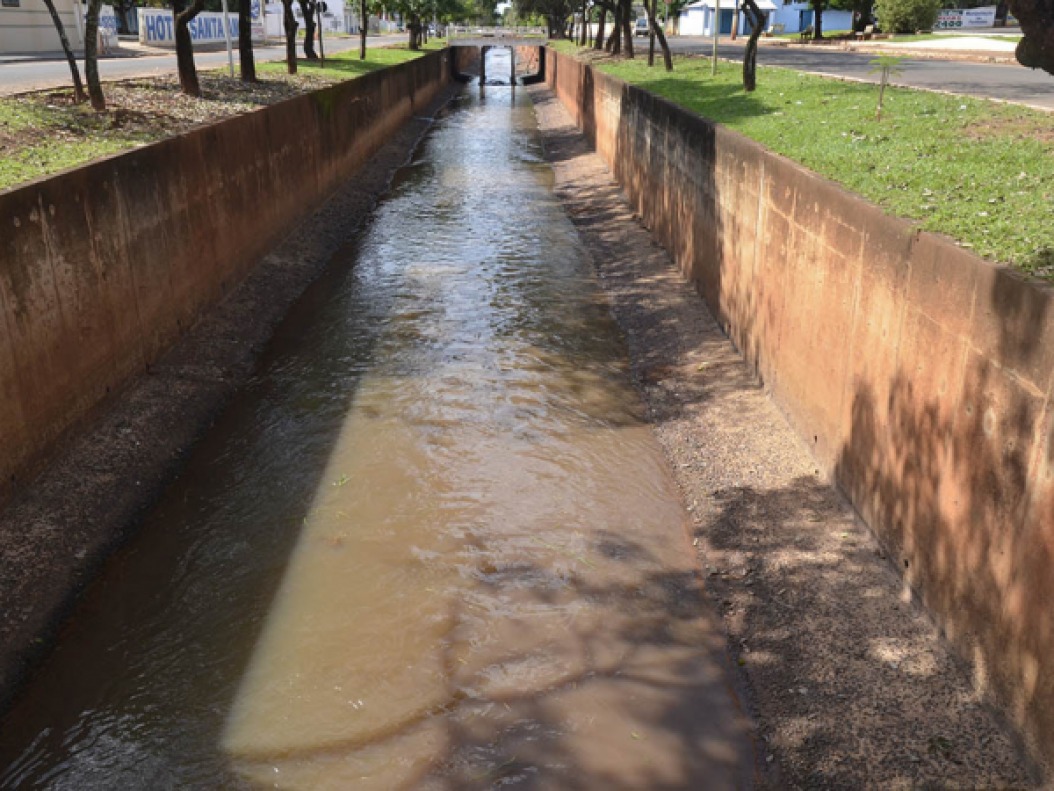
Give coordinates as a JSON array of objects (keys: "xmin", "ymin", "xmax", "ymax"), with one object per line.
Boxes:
[
  {"xmin": 529, "ymin": 83, "xmax": 1042, "ymax": 788},
  {"xmin": 4, "ymin": 71, "xmax": 344, "ymax": 148}
]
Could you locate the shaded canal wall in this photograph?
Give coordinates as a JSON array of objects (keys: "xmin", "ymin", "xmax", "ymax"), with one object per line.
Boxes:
[
  {"xmin": 545, "ymin": 49, "xmax": 1053, "ymax": 769},
  {"xmin": 0, "ymin": 51, "xmax": 449, "ymax": 498}
]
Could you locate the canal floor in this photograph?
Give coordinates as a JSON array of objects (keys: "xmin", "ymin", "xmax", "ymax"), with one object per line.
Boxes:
[{"xmin": 0, "ymin": 56, "xmax": 755, "ymax": 789}]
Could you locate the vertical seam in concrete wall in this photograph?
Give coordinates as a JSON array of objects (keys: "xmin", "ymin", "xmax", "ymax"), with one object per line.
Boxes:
[
  {"xmin": 752, "ymin": 159, "xmax": 767, "ymax": 379},
  {"xmin": 111, "ymin": 171, "xmax": 148, "ymax": 372}
]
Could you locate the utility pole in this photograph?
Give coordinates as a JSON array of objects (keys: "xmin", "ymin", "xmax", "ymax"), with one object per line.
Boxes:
[
  {"xmin": 317, "ymin": 1, "xmax": 326, "ymax": 67},
  {"xmin": 712, "ymin": 0, "xmax": 719, "ymax": 74},
  {"xmin": 220, "ymin": 0, "xmax": 235, "ymax": 76}
]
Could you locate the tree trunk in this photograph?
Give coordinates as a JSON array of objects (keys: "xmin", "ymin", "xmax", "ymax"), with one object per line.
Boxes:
[
  {"xmin": 84, "ymin": 0, "xmax": 105, "ymax": 109},
  {"xmin": 595, "ymin": 7, "xmax": 606, "ymax": 48},
  {"xmin": 282, "ymin": 0, "xmax": 298, "ymax": 73},
  {"xmin": 1010, "ymin": 0, "xmax": 1054, "ymax": 75},
  {"xmin": 42, "ymin": 0, "xmax": 86, "ymax": 102},
  {"xmin": 621, "ymin": 0, "xmax": 634, "ymax": 57},
  {"xmin": 359, "ymin": 0, "xmax": 368, "ymax": 58},
  {"xmin": 647, "ymin": 0, "xmax": 655, "ymax": 66},
  {"xmin": 741, "ymin": 0, "xmax": 765, "ymax": 90},
  {"xmin": 811, "ymin": 0, "xmax": 823, "ymax": 38},
  {"xmin": 646, "ymin": 0, "xmax": 672, "ymax": 69},
  {"xmin": 299, "ymin": 0, "xmax": 318, "ymax": 58},
  {"xmin": 239, "ymin": 0, "xmax": 256, "ymax": 81},
  {"xmin": 173, "ymin": 0, "xmax": 206, "ymax": 96}
]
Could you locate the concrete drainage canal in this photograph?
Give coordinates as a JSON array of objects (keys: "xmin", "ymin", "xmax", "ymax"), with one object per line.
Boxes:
[{"xmin": 0, "ymin": 50, "xmax": 755, "ymax": 789}]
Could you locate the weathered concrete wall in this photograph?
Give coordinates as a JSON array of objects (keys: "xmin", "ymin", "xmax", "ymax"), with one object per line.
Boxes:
[
  {"xmin": 452, "ymin": 45, "xmax": 481, "ymax": 76},
  {"xmin": 546, "ymin": 48, "xmax": 1054, "ymax": 769},
  {"xmin": 514, "ymin": 45, "xmax": 542, "ymax": 76},
  {"xmin": 0, "ymin": 52, "xmax": 449, "ymax": 496}
]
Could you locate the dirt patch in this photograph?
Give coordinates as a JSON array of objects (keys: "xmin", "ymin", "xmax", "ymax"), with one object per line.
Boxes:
[
  {"xmin": 0, "ymin": 84, "xmax": 460, "ymax": 715},
  {"xmin": 528, "ymin": 83, "xmax": 1042, "ymax": 788},
  {"xmin": 963, "ymin": 112, "xmax": 1054, "ymax": 144},
  {"xmin": 1, "ymin": 72, "xmax": 341, "ymax": 150}
]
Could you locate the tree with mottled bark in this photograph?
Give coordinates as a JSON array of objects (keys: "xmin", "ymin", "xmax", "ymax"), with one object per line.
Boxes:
[
  {"xmin": 84, "ymin": 0, "xmax": 105, "ymax": 109},
  {"xmin": 239, "ymin": 0, "xmax": 257, "ymax": 81},
  {"xmin": 741, "ymin": 0, "xmax": 766, "ymax": 90},
  {"xmin": 1011, "ymin": 0, "xmax": 1054, "ymax": 75},
  {"xmin": 41, "ymin": 0, "xmax": 86, "ymax": 102},
  {"xmin": 282, "ymin": 0, "xmax": 299, "ymax": 72}
]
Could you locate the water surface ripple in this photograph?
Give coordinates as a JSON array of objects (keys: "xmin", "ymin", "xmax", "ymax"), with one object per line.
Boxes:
[{"xmin": 0, "ymin": 52, "xmax": 752, "ymax": 790}]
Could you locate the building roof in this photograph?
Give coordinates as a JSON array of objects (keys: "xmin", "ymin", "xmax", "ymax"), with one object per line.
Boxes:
[{"xmin": 682, "ymin": 0, "xmax": 778, "ymax": 10}]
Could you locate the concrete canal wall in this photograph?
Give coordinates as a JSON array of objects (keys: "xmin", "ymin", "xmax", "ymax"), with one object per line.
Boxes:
[
  {"xmin": 0, "ymin": 51, "xmax": 449, "ymax": 498},
  {"xmin": 545, "ymin": 48, "xmax": 1053, "ymax": 768}
]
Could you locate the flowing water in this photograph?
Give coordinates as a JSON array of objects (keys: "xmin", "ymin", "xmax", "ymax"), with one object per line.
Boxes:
[{"xmin": 0, "ymin": 51, "xmax": 753, "ymax": 789}]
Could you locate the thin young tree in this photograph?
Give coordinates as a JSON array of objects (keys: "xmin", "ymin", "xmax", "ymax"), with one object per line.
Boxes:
[
  {"xmin": 239, "ymin": 0, "xmax": 257, "ymax": 81},
  {"xmin": 41, "ymin": 0, "xmax": 86, "ymax": 102},
  {"xmin": 83, "ymin": 0, "xmax": 105, "ymax": 109}
]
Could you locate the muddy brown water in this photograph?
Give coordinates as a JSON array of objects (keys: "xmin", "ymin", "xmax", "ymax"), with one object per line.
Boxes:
[{"xmin": 0, "ymin": 52, "xmax": 753, "ymax": 790}]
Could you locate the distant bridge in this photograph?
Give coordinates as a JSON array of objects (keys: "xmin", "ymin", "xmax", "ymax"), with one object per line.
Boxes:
[{"xmin": 447, "ymin": 26, "xmax": 550, "ymax": 48}]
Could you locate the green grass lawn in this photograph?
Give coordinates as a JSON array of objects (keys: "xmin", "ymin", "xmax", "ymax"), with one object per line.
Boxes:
[
  {"xmin": 552, "ymin": 43, "xmax": 1054, "ymax": 275},
  {"xmin": 257, "ymin": 42, "xmax": 435, "ymax": 80},
  {"xmin": 0, "ymin": 100, "xmax": 155, "ymax": 192}
]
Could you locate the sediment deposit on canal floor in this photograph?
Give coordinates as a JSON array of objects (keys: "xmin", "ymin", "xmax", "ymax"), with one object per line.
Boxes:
[{"xmin": 529, "ymin": 84, "xmax": 1039, "ymax": 788}]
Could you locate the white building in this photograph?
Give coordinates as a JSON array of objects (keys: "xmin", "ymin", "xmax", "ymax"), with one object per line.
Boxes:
[
  {"xmin": 769, "ymin": 2, "xmax": 853, "ymax": 33},
  {"xmin": 0, "ymin": 0, "xmax": 117, "ymax": 54},
  {"xmin": 264, "ymin": 0, "xmax": 347, "ymax": 37},
  {"xmin": 678, "ymin": 0, "xmax": 777, "ymax": 37}
]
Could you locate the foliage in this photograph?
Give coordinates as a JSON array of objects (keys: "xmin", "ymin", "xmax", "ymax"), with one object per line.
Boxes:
[
  {"xmin": 387, "ymin": 0, "xmax": 472, "ymax": 47},
  {"xmin": 515, "ymin": 0, "xmax": 575, "ymax": 35},
  {"xmin": 874, "ymin": 0, "xmax": 940, "ymax": 33},
  {"xmin": 1009, "ymin": 0, "xmax": 1054, "ymax": 75},
  {"xmin": 575, "ymin": 50, "xmax": 1054, "ymax": 276}
]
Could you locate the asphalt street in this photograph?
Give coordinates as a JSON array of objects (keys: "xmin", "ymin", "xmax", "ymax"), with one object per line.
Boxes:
[
  {"xmin": 669, "ymin": 36, "xmax": 1054, "ymax": 109},
  {"xmin": 2, "ymin": 34, "xmax": 1052, "ymax": 109},
  {"xmin": 0, "ymin": 36, "xmax": 367, "ymax": 96}
]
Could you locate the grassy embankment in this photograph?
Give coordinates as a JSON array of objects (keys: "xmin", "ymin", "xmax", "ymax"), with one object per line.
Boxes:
[
  {"xmin": 0, "ymin": 45, "xmax": 433, "ymax": 192},
  {"xmin": 550, "ymin": 41, "xmax": 1053, "ymax": 276}
]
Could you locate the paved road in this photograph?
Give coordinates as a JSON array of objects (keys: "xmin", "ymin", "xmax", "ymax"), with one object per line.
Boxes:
[
  {"xmin": 0, "ymin": 36, "xmax": 381, "ymax": 96},
  {"xmin": 667, "ymin": 36, "xmax": 1054, "ymax": 109},
  {"xmin": 5, "ymin": 34, "xmax": 1053, "ymax": 109}
]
